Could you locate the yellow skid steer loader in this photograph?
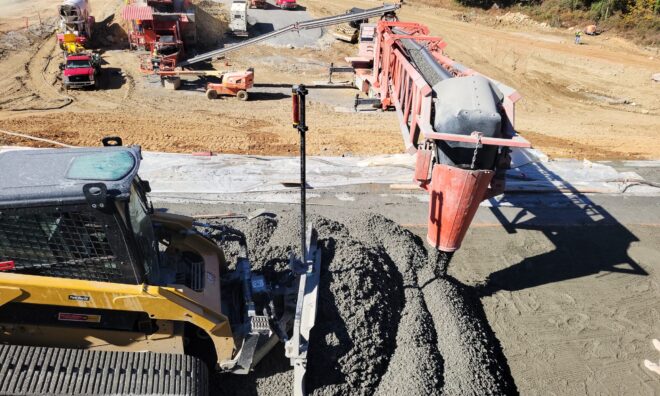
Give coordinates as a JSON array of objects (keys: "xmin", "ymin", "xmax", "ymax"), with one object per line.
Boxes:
[{"xmin": 0, "ymin": 139, "xmax": 320, "ymax": 395}]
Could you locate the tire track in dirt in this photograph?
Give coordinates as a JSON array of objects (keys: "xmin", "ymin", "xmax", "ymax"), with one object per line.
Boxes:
[
  {"xmin": 0, "ymin": 31, "xmax": 71, "ymax": 111},
  {"xmin": 15, "ymin": 33, "xmax": 74, "ymax": 111}
]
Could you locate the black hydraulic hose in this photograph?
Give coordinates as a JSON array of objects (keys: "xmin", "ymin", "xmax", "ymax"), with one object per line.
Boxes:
[{"xmin": 391, "ymin": 28, "xmax": 453, "ymax": 86}]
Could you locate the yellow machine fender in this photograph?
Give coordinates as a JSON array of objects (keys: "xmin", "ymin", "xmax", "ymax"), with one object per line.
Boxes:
[{"xmin": 0, "ymin": 273, "xmax": 236, "ymax": 365}]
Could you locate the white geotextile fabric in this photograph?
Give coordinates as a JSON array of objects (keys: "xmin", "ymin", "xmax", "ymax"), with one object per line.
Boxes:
[
  {"xmin": 140, "ymin": 149, "xmax": 658, "ymax": 196},
  {"xmin": 139, "ymin": 152, "xmax": 415, "ymax": 194},
  {"xmin": 1, "ymin": 147, "xmax": 657, "ymax": 197},
  {"xmin": 509, "ymin": 150, "xmax": 658, "ymax": 194}
]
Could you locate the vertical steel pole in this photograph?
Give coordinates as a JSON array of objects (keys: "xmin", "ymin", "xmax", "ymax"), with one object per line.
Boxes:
[{"xmin": 292, "ymin": 84, "xmax": 309, "ymax": 259}]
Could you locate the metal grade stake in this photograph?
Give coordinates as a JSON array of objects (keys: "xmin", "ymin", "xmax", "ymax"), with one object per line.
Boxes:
[{"xmin": 292, "ymin": 84, "xmax": 309, "ymax": 260}]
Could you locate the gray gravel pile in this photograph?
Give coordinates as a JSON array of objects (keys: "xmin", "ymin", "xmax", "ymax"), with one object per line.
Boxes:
[
  {"xmin": 214, "ymin": 211, "xmax": 516, "ymax": 395},
  {"xmin": 307, "ymin": 216, "xmax": 403, "ymax": 395}
]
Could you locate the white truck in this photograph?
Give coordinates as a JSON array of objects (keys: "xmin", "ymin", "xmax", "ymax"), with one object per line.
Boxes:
[{"xmin": 230, "ymin": 0, "xmax": 249, "ymax": 37}]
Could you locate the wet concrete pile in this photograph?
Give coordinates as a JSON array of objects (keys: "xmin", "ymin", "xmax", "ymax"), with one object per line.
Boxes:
[{"xmin": 215, "ymin": 211, "xmax": 517, "ymax": 395}]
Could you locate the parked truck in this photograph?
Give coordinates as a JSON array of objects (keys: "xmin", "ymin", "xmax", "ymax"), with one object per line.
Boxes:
[
  {"xmin": 276, "ymin": 0, "xmax": 297, "ymax": 10},
  {"xmin": 230, "ymin": 0, "xmax": 249, "ymax": 37},
  {"xmin": 250, "ymin": 0, "xmax": 267, "ymax": 8},
  {"xmin": 61, "ymin": 53, "xmax": 101, "ymax": 90},
  {"xmin": 57, "ymin": 0, "xmax": 94, "ymax": 48}
]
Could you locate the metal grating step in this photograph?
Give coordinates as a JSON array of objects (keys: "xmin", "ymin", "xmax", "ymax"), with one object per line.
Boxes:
[{"xmin": 0, "ymin": 344, "xmax": 208, "ymax": 396}]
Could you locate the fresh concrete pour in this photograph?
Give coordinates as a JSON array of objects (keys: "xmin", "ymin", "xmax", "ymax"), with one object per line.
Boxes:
[
  {"xmin": 211, "ymin": 211, "xmax": 516, "ymax": 395},
  {"xmin": 162, "ymin": 161, "xmax": 659, "ymax": 395}
]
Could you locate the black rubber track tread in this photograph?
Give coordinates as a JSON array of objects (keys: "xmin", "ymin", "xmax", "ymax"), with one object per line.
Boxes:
[{"xmin": 0, "ymin": 344, "xmax": 208, "ymax": 395}]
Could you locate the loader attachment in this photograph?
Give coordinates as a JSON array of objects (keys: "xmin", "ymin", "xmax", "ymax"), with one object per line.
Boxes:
[
  {"xmin": 283, "ymin": 84, "xmax": 322, "ymax": 396},
  {"xmin": 285, "ymin": 225, "xmax": 322, "ymax": 396}
]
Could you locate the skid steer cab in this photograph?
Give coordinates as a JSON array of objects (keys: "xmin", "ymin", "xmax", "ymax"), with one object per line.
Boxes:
[{"xmin": 0, "ymin": 139, "xmax": 318, "ymax": 395}]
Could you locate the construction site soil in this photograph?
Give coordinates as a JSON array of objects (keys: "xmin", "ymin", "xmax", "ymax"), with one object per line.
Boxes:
[
  {"xmin": 1, "ymin": 0, "xmax": 658, "ymax": 159},
  {"xmin": 213, "ymin": 212, "xmax": 517, "ymax": 395}
]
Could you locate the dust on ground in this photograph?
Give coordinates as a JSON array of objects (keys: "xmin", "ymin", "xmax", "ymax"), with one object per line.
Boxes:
[{"xmin": 0, "ymin": 0, "xmax": 659, "ymax": 159}]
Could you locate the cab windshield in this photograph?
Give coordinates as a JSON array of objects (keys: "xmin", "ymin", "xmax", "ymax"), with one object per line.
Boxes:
[{"xmin": 66, "ymin": 59, "xmax": 91, "ymax": 68}]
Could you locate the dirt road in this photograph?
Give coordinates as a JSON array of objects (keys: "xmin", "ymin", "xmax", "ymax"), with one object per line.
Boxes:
[{"xmin": 1, "ymin": 0, "xmax": 659, "ymax": 158}]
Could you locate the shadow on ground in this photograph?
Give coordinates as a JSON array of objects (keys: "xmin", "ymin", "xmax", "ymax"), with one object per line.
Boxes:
[
  {"xmin": 98, "ymin": 67, "xmax": 126, "ymax": 90},
  {"xmin": 92, "ymin": 14, "xmax": 128, "ymax": 50},
  {"xmin": 478, "ymin": 161, "xmax": 645, "ymax": 296}
]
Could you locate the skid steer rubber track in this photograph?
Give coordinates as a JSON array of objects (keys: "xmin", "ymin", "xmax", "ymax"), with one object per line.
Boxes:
[{"xmin": 0, "ymin": 344, "xmax": 208, "ymax": 396}]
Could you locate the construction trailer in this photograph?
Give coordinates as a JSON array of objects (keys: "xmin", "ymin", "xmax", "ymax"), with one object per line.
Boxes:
[
  {"xmin": 122, "ymin": 0, "xmax": 196, "ymax": 69},
  {"xmin": 346, "ymin": 21, "xmax": 531, "ymax": 265},
  {"xmin": 230, "ymin": 0, "xmax": 250, "ymax": 37}
]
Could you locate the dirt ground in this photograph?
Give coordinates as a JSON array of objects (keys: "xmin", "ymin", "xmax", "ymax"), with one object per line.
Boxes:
[
  {"xmin": 456, "ymin": 224, "xmax": 660, "ymax": 395},
  {"xmin": 0, "ymin": 0, "xmax": 658, "ymax": 159}
]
